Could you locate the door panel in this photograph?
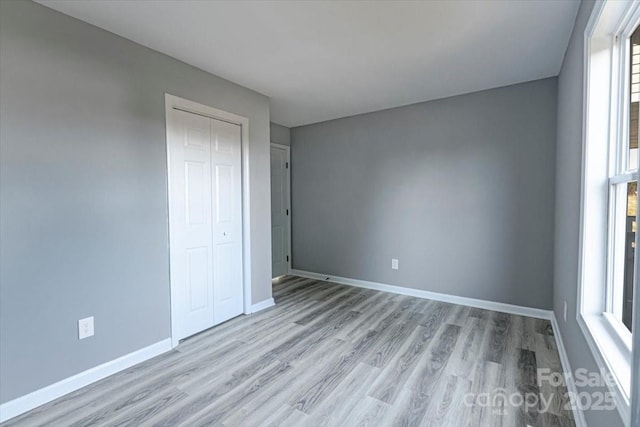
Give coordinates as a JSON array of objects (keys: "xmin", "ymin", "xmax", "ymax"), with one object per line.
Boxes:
[
  {"xmin": 168, "ymin": 107, "xmax": 244, "ymax": 341},
  {"xmin": 211, "ymin": 119, "xmax": 244, "ymax": 324},
  {"xmin": 215, "ymin": 165, "xmax": 233, "ymax": 223},
  {"xmin": 272, "ymin": 225, "xmax": 284, "ymax": 264},
  {"xmin": 271, "ymin": 146, "xmax": 289, "ymax": 278},
  {"xmin": 168, "ymin": 109, "xmax": 214, "ymax": 340},
  {"xmin": 185, "ymin": 161, "xmax": 206, "ymax": 224},
  {"xmin": 215, "ymin": 243, "xmax": 234, "ymax": 301},
  {"xmin": 187, "ymin": 247, "xmax": 209, "ymax": 310}
]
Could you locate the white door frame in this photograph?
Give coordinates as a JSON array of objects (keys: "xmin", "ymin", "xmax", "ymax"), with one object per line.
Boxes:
[
  {"xmin": 165, "ymin": 93, "xmax": 252, "ymax": 348},
  {"xmin": 270, "ymin": 142, "xmax": 291, "ymax": 274}
]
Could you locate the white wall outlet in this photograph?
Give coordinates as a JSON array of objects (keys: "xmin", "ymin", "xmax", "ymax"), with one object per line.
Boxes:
[
  {"xmin": 391, "ymin": 258, "xmax": 399, "ymax": 270},
  {"xmin": 78, "ymin": 316, "xmax": 94, "ymax": 340},
  {"xmin": 563, "ymin": 300, "xmax": 567, "ymax": 322}
]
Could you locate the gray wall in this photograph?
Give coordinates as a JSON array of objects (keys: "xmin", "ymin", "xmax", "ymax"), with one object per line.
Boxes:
[
  {"xmin": 553, "ymin": 1, "xmax": 625, "ymax": 425},
  {"xmin": 270, "ymin": 122, "xmax": 291, "ymax": 146},
  {"xmin": 0, "ymin": 0, "xmax": 272, "ymax": 403},
  {"xmin": 291, "ymin": 78, "xmax": 557, "ymax": 309}
]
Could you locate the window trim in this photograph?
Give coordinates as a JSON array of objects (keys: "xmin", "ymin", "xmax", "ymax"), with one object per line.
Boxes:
[
  {"xmin": 577, "ymin": 1, "xmax": 640, "ymax": 425},
  {"xmin": 608, "ymin": 172, "xmax": 637, "ymax": 186}
]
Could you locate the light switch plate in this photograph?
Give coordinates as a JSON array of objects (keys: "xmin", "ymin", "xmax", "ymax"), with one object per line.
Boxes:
[{"xmin": 392, "ymin": 259, "xmax": 399, "ymax": 270}]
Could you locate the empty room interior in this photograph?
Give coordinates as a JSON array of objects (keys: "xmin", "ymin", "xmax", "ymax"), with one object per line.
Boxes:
[{"xmin": 2, "ymin": 0, "xmax": 640, "ymax": 426}]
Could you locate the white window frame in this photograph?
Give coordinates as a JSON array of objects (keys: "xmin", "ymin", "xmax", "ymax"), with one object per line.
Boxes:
[{"xmin": 578, "ymin": 2, "xmax": 640, "ymax": 425}]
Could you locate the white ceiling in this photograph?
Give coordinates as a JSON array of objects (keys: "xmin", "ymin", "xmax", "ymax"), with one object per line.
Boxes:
[{"xmin": 38, "ymin": 0, "xmax": 580, "ymax": 128}]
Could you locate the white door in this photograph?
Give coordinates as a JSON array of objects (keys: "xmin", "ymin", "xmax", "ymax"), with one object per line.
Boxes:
[
  {"xmin": 167, "ymin": 108, "xmax": 243, "ymax": 342},
  {"xmin": 211, "ymin": 119, "xmax": 244, "ymax": 324},
  {"xmin": 271, "ymin": 145, "xmax": 290, "ymax": 278}
]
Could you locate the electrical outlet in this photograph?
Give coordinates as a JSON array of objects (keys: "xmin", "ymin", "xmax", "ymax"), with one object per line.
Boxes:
[
  {"xmin": 391, "ymin": 259, "xmax": 399, "ymax": 270},
  {"xmin": 563, "ymin": 301, "xmax": 567, "ymax": 322},
  {"xmin": 78, "ymin": 316, "xmax": 94, "ymax": 340}
]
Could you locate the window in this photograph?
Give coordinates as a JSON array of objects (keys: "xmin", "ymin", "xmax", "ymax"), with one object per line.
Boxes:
[
  {"xmin": 620, "ymin": 28, "xmax": 640, "ymax": 332},
  {"xmin": 608, "ymin": 25, "xmax": 639, "ymax": 334},
  {"xmin": 579, "ymin": 2, "xmax": 640, "ymax": 425}
]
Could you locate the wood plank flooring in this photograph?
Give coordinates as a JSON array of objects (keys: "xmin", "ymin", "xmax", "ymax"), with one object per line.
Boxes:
[{"xmin": 4, "ymin": 276, "xmax": 575, "ymax": 426}]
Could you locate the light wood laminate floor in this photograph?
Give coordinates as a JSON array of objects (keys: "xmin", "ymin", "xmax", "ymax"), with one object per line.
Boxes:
[{"xmin": 5, "ymin": 276, "xmax": 575, "ymax": 426}]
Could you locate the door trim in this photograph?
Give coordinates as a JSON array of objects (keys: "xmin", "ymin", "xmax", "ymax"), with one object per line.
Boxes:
[
  {"xmin": 271, "ymin": 142, "xmax": 291, "ymax": 275},
  {"xmin": 165, "ymin": 94, "xmax": 251, "ymax": 348}
]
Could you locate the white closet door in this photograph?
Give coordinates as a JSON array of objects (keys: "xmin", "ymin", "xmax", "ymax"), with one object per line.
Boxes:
[
  {"xmin": 211, "ymin": 119, "xmax": 244, "ymax": 324},
  {"xmin": 168, "ymin": 109, "xmax": 215, "ymax": 340},
  {"xmin": 168, "ymin": 108, "xmax": 243, "ymax": 342}
]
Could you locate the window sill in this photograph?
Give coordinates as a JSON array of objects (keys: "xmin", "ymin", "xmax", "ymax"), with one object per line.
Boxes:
[
  {"xmin": 577, "ymin": 312, "xmax": 631, "ymax": 425},
  {"xmin": 601, "ymin": 312, "xmax": 632, "ymax": 354}
]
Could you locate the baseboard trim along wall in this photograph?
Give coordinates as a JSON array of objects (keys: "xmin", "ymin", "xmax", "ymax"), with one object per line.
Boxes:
[
  {"xmin": 0, "ymin": 338, "xmax": 172, "ymax": 423},
  {"xmin": 290, "ymin": 268, "xmax": 586, "ymax": 426},
  {"xmin": 290, "ymin": 269, "xmax": 553, "ymax": 319},
  {"xmin": 250, "ymin": 297, "xmax": 275, "ymax": 314},
  {"xmin": 550, "ymin": 316, "xmax": 588, "ymax": 427}
]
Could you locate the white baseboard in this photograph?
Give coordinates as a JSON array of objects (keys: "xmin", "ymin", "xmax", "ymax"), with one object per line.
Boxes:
[
  {"xmin": 0, "ymin": 338, "xmax": 172, "ymax": 423},
  {"xmin": 250, "ymin": 297, "xmax": 275, "ymax": 313},
  {"xmin": 550, "ymin": 315, "xmax": 587, "ymax": 427},
  {"xmin": 290, "ymin": 269, "xmax": 553, "ymax": 320}
]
